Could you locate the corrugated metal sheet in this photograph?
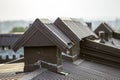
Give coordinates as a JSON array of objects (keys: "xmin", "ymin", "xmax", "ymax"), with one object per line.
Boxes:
[
  {"xmin": 12, "ymin": 19, "xmax": 73, "ymax": 52},
  {"xmin": 0, "ymin": 34, "xmax": 22, "ymax": 47},
  {"xmin": 54, "ymin": 17, "xmax": 97, "ymax": 44}
]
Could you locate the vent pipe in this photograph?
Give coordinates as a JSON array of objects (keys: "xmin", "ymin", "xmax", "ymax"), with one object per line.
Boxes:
[{"xmin": 99, "ymin": 31, "xmax": 105, "ymax": 43}]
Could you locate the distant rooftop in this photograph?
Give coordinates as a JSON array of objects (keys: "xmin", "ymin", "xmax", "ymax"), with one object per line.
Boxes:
[{"xmin": 0, "ymin": 34, "xmax": 22, "ymax": 47}]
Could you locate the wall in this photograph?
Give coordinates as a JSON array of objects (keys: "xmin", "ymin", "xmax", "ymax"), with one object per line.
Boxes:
[
  {"xmin": 0, "ymin": 48, "xmax": 24, "ymax": 63},
  {"xmin": 24, "ymin": 46, "xmax": 62, "ymax": 72}
]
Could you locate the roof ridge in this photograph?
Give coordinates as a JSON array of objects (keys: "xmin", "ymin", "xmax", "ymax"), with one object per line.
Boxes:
[
  {"xmin": 103, "ymin": 22, "xmax": 114, "ymax": 32},
  {"xmin": 12, "ymin": 18, "xmax": 73, "ymax": 52},
  {"xmin": 12, "ymin": 19, "xmax": 39, "ymax": 51}
]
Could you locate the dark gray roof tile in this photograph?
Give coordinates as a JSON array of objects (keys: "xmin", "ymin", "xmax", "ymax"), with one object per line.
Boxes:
[
  {"xmin": 0, "ymin": 34, "xmax": 22, "ymax": 47},
  {"xmin": 12, "ymin": 19, "xmax": 73, "ymax": 52},
  {"xmin": 33, "ymin": 60, "xmax": 120, "ymax": 80},
  {"xmin": 54, "ymin": 17, "xmax": 97, "ymax": 44}
]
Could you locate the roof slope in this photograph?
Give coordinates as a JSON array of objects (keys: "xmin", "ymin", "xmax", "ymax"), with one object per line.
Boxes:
[
  {"xmin": 32, "ymin": 60, "xmax": 120, "ymax": 80},
  {"xmin": 0, "ymin": 63, "xmax": 24, "ymax": 79},
  {"xmin": 94, "ymin": 22, "xmax": 114, "ymax": 34},
  {"xmin": 12, "ymin": 19, "xmax": 73, "ymax": 52},
  {"xmin": 0, "ymin": 34, "xmax": 22, "ymax": 47},
  {"xmin": 54, "ymin": 17, "xmax": 97, "ymax": 44},
  {"xmin": 104, "ymin": 22, "xmax": 114, "ymax": 32},
  {"xmin": 1, "ymin": 60, "xmax": 120, "ymax": 79},
  {"xmin": 71, "ymin": 18, "xmax": 96, "ymax": 36}
]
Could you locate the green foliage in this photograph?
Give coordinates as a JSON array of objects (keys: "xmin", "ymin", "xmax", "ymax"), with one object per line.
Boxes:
[{"xmin": 10, "ymin": 27, "xmax": 27, "ymax": 33}]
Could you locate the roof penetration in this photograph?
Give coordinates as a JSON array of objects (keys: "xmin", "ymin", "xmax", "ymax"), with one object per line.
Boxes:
[
  {"xmin": 94, "ymin": 22, "xmax": 114, "ymax": 34},
  {"xmin": 12, "ymin": 19, "xmax": 73, "ymax": 52},
  {"xmin": 44, "ymin": 22, "xmax": 73, "ymax": 49},
  {"xmin": 54, "ymin": 17, "xmax": 97, "ymax": 44},
  {"xmin": 35, "ymin": 19, "xmax": 74, "ymax": 52}
]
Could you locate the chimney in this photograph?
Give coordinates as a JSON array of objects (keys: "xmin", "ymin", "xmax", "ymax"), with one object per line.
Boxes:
[
  {"xmin": 86, "ymin": 22, "xmax": 92, "ymax": 30},
  {"xmin": 99, "ymin": 31, "xmax": 105, "ymax": 43}
]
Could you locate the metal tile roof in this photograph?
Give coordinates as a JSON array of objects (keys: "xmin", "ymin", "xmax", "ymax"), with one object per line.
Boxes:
[
  {"xmin": 0, "ymin": 34, "xmax": 22, "ymax": 47},
  {"xmin": 12, "ymin": 19, "xmax": 73, "ymax": 52},
  {"xmin": 54, "ymin": 17, "xmax": 97, "ymax": 44}
]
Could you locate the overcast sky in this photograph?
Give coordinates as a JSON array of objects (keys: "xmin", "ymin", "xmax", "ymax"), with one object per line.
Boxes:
[{"xmin": 0, "ymin": 0, "xmax": 120, "ymax": 21}]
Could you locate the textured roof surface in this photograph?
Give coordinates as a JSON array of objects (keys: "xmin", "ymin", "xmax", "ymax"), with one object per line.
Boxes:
[
  {"xmin": 36, "ymin": 19, "xmax": 73, "ymax": 52},
  {"xmin": 0, "ymin": 60, "xmax": 120, "ymax": 80},
  {"xmin": 54, "ymin": 18, "xmax": 97, "ymax": 44},
  {"xmin": 12, "ymin": 19, "xmax": 73, "ymax": 52},
  {"xmin": 32, "ymin": 60, "xmax": 120, "ymax": 80},
  {"xmin": 0, "ymin": 63, "xmax": 25, "ymax": 79},
  {"xmin": 0, "ymin": 34, "xmax": 22, "ymax": 47},
  {"xmin": 104, "ymin": 22, "xmax": 115, "ymax": 32},
  {"xmin": 45, "ymin": 23, "xmax": 73, "ymax": 48},
  {"xmin": 71, "ymin": 18, "xmax": 96, "ymax": 37}
]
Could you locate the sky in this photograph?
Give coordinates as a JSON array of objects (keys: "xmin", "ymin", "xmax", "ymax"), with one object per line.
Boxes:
[{"xmin": 0, "ymin": 0, "xmax": 120, "ymax": 21}]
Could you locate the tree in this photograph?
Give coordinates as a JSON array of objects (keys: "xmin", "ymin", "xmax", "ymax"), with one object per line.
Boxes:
[
  {"xmin": 0, "ymin": 27, "xmax": 1, "ymax": 33},
  {"xmin": 0, "ymin": 29, "xmax": 1, "ymax": 33},
  {"xmin": 10, "ymin": 27, "xmax": 27, "ymax": 33}
]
